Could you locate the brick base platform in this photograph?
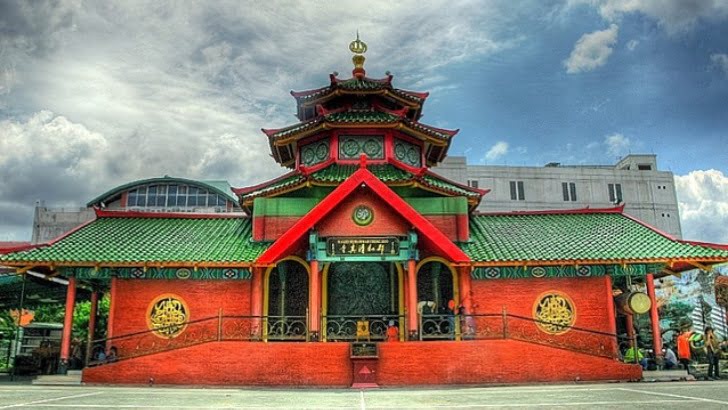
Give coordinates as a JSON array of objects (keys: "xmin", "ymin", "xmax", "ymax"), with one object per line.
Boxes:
[{"xmin": 83, "ymin": 339, "xmax": 641, "ymax": 386}]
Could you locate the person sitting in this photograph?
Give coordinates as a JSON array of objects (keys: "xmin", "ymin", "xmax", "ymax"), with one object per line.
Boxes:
[
  {"xmin": 624, "ymin": 345, "xmax": 648, "ymax": 369},
  {"xmin": 385, "ymin": 320, "xmax": 399, "ymax": 342},
  {"xmin": 663, "ymin": 346, "xmax": 678, "ymax": 370}
]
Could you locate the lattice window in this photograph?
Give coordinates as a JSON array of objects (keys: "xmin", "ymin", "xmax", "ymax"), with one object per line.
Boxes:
[{"xmin": 338, "ymin": 135, "xmax": 384, "ymax": 160}]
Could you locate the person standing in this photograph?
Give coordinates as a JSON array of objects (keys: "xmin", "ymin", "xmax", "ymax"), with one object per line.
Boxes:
[
  {"xmin": 677, "ymin": 328, "xmax": 692, "ymax": 371},
  {"xmin": 705, "ymin": 327, "xmax": 720, "ymax": 380}
]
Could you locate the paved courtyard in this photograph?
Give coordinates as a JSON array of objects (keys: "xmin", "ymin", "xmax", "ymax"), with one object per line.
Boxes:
[{"xmin": 2, "ymin": 381, "xmax": 728, "ymax": 409}]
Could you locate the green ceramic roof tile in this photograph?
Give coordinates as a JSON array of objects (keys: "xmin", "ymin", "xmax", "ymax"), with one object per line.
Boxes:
[
  {"xmin": 463, "ymin": 212, "xmax": 728, "ymax": 263},
  {"xmin": 325, "ymin": 111, "xmax": 400, "ymax": 123},
  {"xmin": 422, "ymin": 174, "xmax": 480, "ymax": 198},
  {"xmin": 0, "ymin": 217, "xmax": 268, "ymax": 265},
  {"xmin": 311, "ymin": 164, "xmax": 413, "ymax": 183},
  {"xmin": 241, "ymin": 174, "xmax": 306, "ymax": 200},
  {"xmin": 336, "ymin": 78, "xmax": 390, "ymax": 91},
  {"xmin": 241, "ymin": 164, "xmax": 481, "ymax": 201}
]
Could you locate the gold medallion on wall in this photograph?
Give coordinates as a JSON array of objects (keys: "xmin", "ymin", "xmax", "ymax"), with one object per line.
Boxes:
[
  {"xmin": 533, "ymin": 291, "xmax": 576, "ymax": 335},
  {"xmin": 146, "ymin": 294, "xmax": 189, "ymax": 338}
]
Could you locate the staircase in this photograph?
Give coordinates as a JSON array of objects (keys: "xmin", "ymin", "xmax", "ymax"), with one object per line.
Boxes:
[{"xmin": 32, "ymin": 370, "xmax": 83, "ymax": 386}]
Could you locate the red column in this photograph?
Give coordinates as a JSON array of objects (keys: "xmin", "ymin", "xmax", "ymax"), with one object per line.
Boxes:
[
  {"xmin": 106, "ymin": 277, "xmax": 117, "ymax": 341},
  {"xmin": 407, "ymin": 259, "xmax": 418, "ymax": 340},
  {"xmin": 250, "ymin": 267, "xmax": 264, "ymax": 339},
  {"xmin": 625, "ymin": 313, "xmax": 635, "ymax": 348},
  {"xmin": 646, "ymin": 273, "xmax": 662, "ymax": 357},
  {"xmin": 85, "ymin": 290, "xmax": 98, "ymax": 365},
  {"xmin": 59, "ymin": 277, "xmax": 76, "ymax": 373},
  {"xmin": 309, "ymin": 259, "xmax": 320, "ymax": 341},
  {"xmin": 458, "ymin": 266, "xmax": 472, "ymax": 314},
  {"xmin": 604, "ymin": 275, "xmax": 618, "ymax": 356}
]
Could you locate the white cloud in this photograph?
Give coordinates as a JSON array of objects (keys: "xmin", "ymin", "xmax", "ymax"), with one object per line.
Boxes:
[
  {"xmin": 564, "ymin": 24, "xmax": 619, "ymax": 73},
  {"xmin": 710, "ymin": 53, "xmax": 728, "ymax": 76},
  {"xmin": 595, "ymin": 0, "xmax": 728, "ymax": 34},
  {"xmin": 604, "ymin": 133, "xmax": 630, "ymax": 157},
  {"xmin": 485, "ymin": 141, "xmax": 509, "ymax": 161},
  {"xmin": 0, "ymin": 1, "xmax": 532, "ymax": 240},
  {"xmin": 675, "ymin": 170, "xmax": 728, "ymax": 243},
  {"xmin": 626, "ymin": 39, "xmax": 639, "ymax": 51}
]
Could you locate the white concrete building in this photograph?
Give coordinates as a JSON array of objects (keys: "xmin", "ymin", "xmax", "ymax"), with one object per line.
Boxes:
[{"xmin": 434, "ymin": 154, "xmax": 683, "ymax": 238}]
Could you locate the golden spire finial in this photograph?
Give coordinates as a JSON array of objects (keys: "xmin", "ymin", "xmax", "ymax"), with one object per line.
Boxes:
[{"xmin": 349, "ymin": 31, "xmax": 367, "ymax": 79}]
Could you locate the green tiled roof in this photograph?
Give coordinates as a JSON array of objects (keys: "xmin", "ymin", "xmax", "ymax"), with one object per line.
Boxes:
[
  {"xmin": 241, "ymin": 174, "xmax": 306, "ymax": 200},
  {"xmin": 336, "ymin": 78, "xmax": 391, "ymax": 91},
  {"xmin": 325, "ymin": 111, "xmax": 400, "ymax": 123},
  {"xmin": 0, "ymin": 217, "xmax": 268, "ymax": 265},
  {"xmin": 422, "ymin": 173, "xmax": 480, "ymax": 198},
  {"xmin": 463, "ymin": 212, "xmax": 728, "ymax": 263},
  {"xmin": 240, "ymin": 164, "xmax": 482, "ymax": 202},
  {"xmin": 311, "ymin": 164, "xmax": 412, "ymax": 183}
]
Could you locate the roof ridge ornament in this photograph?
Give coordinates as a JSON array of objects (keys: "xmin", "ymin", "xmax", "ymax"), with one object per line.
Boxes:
[{"xmin": 349, "ymin": 31, "xmax": 367, "ymax": 79}]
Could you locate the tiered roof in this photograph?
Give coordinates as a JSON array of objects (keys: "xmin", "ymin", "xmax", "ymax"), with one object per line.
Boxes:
[{"xmin": 232, "ymin": 161, "xmax": 486, "ymax": 209}]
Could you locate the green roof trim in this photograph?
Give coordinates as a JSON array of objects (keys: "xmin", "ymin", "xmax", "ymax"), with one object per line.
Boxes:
[
  {"xmin": 241, "ymin": 163, "xmax": 482, "ymax": 202},
  {"xmin": 463, "ymin": 212, "xmax": 728, "ymax": 264},
  {"xmin": 471, "ymin": 263, "xmax": 666, "ymax": 280},
  {"xmin": 0, "ymin": 216, "xmax": 268, "ymax": 265},
  {"xmin": 311, "ymin": 163, "xmax": 412, "ymax": 183},
  {"xmin": 87, "ymin": 176, "xmax": 238, "ymax": 207},
  {"xmin": 421, "ymin": 174, "xmax": 480, "ymax": 198},
  {"xmin": 241, "ymin": 174, "xmax": 306, "ymax": 200}
]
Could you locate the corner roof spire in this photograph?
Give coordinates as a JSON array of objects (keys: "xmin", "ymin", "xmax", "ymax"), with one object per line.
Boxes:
[{"xmin": 349, "ymin": 31, "xmax": 367, "ymax": 79}]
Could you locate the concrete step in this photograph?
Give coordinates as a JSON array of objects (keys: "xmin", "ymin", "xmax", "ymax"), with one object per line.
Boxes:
[{"xmin": 32, "ymin": 372, "xmax": 83, "ymax": 386}]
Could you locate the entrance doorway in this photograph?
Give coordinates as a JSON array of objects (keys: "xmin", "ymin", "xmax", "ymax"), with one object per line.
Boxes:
[
  {"xmin": 417, "ymin": 259, "xmax": 458, "ymax": 339},
  {"xmin": 264, "ymin": 258, "xmax": 309, "ymax": 340},
  {"xmin": 323, "ymin": 262, "xmax": 403, "ymax": 341}
]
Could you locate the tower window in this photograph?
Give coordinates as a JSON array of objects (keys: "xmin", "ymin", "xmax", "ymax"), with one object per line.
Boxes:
[
  {"xmin": 562, "ymin": 182, "xmax": 577, "ymax": 202},
  {"xmin": 510, "ymin": 181, "xmax": 525, "ymax": 201},
  {"xmin": 608, "ymin": 183, "xmax": 623, "ymax": 203}
]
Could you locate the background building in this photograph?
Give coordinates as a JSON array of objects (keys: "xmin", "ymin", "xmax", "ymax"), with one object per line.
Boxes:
[
  {"xmin": 435, "ymin": 154, "xmax": 682, "ymax": 238},
  {"xmin": 31, "ymin": 177, "xmax": 241, "ymax": 244}
]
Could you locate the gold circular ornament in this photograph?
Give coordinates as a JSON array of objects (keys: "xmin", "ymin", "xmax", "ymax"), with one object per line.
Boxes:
[
  {"xmin": 533, "ymin": 292, "xmax": 576, "ymax": 335},
  {"xmin": 146, "ymin": 294, "xmax": 189, "ymax": 339},
  {"xmin": 352, "ymin": 205, "xmax": 374, "ymax": 226},
  {"xmin": 627, "ymin": 292, "xmax": 651, "ymax": 315}
]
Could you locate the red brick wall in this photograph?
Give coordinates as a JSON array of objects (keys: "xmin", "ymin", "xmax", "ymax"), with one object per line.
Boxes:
[
  {"xmin": 83, "ymin": 339, "xmax": 640, "ymax": 386},
  {"xmin": 318, "ymin": 190, "xmax": 409, "ymax": 237},
  {"xmin": 84, "ymin": 341, "xmax": 352, "ymax": 386},
  {"xmin": 377, "ymin": 339, "xmax": 640, "ymax": 385},
  {"xmin": 471, "ymin": 276, "xmax": 617, "ymax": 356},
  {"xmin": 112, "ymin": 280, "xmax": 251, "ymax": 338}
]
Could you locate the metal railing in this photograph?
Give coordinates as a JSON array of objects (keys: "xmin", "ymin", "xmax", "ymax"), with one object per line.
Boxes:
[
  {"xmin": 323, "ymin": 315, "xmax": 405, "ymax": 342},
  {"xmin": 86, "ymin": 314, "xmax": 307, "ymax": 367},
  {"xmin": 85, "ymin": 310, "xmax": 633, "ymax": 367},
  {"xmin": 419, "ymin": 311, "xmax": 627, "ymax": 360}
]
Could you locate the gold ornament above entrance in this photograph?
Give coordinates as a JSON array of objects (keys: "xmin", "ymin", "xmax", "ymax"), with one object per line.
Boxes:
[
  {"xmin": 533, "ymin": 292, "xmax": 576, "ymax": 335},
  {"xmin": 147, "ymin": 294, "xmax": 189, "ymax": 339}
]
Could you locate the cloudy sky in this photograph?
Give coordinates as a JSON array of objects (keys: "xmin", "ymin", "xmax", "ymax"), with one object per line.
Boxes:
[{"xmin": 0, "ymin": 0, "xmax": 727, "ymax": 243}]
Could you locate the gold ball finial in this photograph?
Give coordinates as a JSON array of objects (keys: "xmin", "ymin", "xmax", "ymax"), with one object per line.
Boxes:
[{"xmin": 349, "ymin": 31, "xmax": 367, "ymax": 55}]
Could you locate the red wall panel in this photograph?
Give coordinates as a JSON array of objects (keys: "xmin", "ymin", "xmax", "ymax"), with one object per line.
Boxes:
[
  {"xmin": 471, "ymin": 276, "xmax": 617, "ymax": 356},
  {"xmin": 318, "ymin": 190, "xmax": 409, "ymax": 237},
  {"xmin": 84, "ymin": 339, "xmax": 639, "ymax": 386},
  {"xmin": 112, "ymin": 280, "xmax": 251, "ymax": 338}
]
